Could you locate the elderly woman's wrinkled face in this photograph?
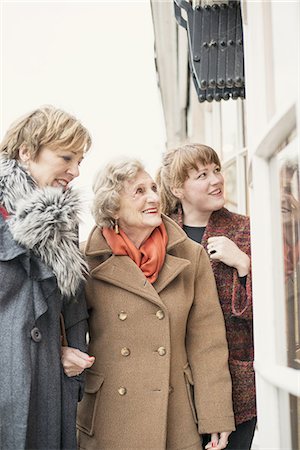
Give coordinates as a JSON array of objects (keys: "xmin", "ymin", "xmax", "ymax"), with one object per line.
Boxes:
[
  {"xmin": 117, "ymin": 170, "xmax": 162, "ymax": 241},
  {"xmin": 19, "ymin": 145, "xmax": 83, "ymax": 189}
]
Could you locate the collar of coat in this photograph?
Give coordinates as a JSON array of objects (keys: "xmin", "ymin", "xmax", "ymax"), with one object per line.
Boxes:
[
  {"xmin": 0, "ymin": 156, "xmax": 87, "ymax": 297},
  {"xmin": 83, "ymin": 215, "xmax": 191, "ymax": 301}
]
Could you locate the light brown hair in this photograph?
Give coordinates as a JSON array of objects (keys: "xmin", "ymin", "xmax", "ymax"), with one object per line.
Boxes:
[
  {"xmin": 0, "ymin": 105, "xmax": 92, "ymax": 160},
  {"xmin": 157, "ymin": 144, "xmax": 221, "ymax": 215}
]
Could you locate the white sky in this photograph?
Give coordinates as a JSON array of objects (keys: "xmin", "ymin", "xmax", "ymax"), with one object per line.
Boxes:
[{"xmin": 1, "ymin": 0, "xmax": 166, "ymax": 239}]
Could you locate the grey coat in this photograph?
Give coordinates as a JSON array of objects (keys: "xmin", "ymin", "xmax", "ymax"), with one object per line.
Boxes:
[
  {"xmin": 0, "ymin": 158, "xmax": 89, "ymax": 450},
  {"xmin": 0, "ymin": 214, "xmax": 88, "ymax": 450}
]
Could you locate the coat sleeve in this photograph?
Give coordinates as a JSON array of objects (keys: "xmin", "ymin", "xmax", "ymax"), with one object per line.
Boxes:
[
  {"xmin": 62, "ymin": 282, "xmax": 89, "ymax": 348},
  {"xmin": 61, "ymin": 284, "xmax": 89, "ymax": 401},
  {"xmin": 231, "ymin": 218, "xmax": 253, "ymax": 320},
  {"xmin": 186, "ymin": 246, "xmax": 235, "ymax": 434}
]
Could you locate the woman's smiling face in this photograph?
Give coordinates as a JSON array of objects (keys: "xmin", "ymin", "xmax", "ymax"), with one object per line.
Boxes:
[
  {"xmin": 117, "ymin": 170, "xmax": 162, "ymax": 246},
  {"xmin": 180, "ymin": 162, "xmax": 225, "ymax": 214},
  {"xmin": 19, "ymin": 145, "xmax": 83, "ymax": 189}
]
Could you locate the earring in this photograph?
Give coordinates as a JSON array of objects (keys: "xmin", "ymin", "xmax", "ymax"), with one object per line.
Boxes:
[
  {"xmin": 177, "ymin": 203, "xmax": 183, "ymax": 228},
  {"xmin": 114, "ymin": 218, "xmax": 119, "ymax": 234}
]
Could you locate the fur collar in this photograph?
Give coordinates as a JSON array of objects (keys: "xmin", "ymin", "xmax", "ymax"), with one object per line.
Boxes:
[{"xmin": 0, "ymin": 157, "xmax": 87, "ymax": 297}]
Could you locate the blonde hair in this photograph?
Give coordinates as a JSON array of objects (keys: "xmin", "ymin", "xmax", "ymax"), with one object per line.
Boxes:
[
  {"xmin": 157, "ymin": 144, "xmax": 221, "ymax": 215},
  {"xmin": 92, "ymin": 158, "xmax": 145, "ymax": 228},
  {"xmin": 0, "ymin": 105, "xmax": 92, "ymax": 160}
]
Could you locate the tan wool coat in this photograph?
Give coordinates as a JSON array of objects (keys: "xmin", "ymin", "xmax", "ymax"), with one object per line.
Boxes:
[{"xmin": 77, "ymin": 216, "xmax": 235, "ymax": 450}]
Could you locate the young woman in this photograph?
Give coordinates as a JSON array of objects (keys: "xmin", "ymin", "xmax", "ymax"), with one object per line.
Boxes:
[
  {"xmin": 157, "ymin": 144, "xmax": 256, "ymax": 450},
  {"xmin": 0, "ymin": 105, "xmax": 95, "ymax": 449}
]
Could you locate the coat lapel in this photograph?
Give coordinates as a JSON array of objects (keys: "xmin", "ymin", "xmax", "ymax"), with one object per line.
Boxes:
[
  {"xmin": 202, "ymin": 207, "xmax": 232, "ymax": 246},
  {"xmin": 0, "ymin": 216, "xmax": 56, "ymax": 321},
  {"xmin": 154, "ymin": 215, "xmax": 191, "ymax": 293},
  {"xmin": 0, "ymin": 216, "xmax": 27, "ymax": 261},
  {"xmin": 91, "ymin": 254, "xmax": 164, "ymax": 306},
  {"xmin": 0, "ymin": 217, "xmax": 55, "ymax": 280},
  {"xmin": 85, "ymin": 216, "xmax": 191, "ymax": 307},
  {"xmin": 153, "ymin": 254, "xmax": 190, "ymax": 294}
]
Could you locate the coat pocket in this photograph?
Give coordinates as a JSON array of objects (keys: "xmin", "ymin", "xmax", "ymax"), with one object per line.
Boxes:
[
  {"xmin": 229, "ymin": 359, "xmax": 256, "ymax": 419},
  {"xmin": 183, "ymin": 363, "xmax": 198, "ymax": 424},
  {"xmin": 76, "ymin": 369, "xmax": 104, "ymax": 437}
]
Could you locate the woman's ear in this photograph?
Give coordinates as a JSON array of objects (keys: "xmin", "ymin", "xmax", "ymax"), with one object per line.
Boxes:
[
  {"xmin": 171, "ymin": 187, "xmax": 184, "ymax": 200},
  {"xmin": 18, "ymin": 144, "xmax": 30, "ymax": 163}
]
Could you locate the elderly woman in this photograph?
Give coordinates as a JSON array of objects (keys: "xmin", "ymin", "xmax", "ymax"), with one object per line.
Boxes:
[
  {"xmin": 77, "ymin": 158, "xmax": 235, "ymax": 450},
  {"xmin": 157, "ymin": 144, "xmax": 256, "ymax": 450},
  {"xmin": 0, "ymin": 105, "xmax": 95, "ymax": 450}
]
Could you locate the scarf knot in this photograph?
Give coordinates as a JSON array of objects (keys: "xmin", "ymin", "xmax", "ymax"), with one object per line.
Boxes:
[{"xmin": 102, "ymin": 224, "xmax": 168, "ymax": 283}]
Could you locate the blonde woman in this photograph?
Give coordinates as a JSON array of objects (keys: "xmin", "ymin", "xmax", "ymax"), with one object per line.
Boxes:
[{"xmin": 0, "ymin": 106, "xmax": 95, "ymax": 450}]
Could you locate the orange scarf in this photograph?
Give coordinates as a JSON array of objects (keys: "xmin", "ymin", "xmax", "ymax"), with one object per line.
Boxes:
[{"xmin": 102, "ymin": 224, "xmax": 168, "ymax": 284}]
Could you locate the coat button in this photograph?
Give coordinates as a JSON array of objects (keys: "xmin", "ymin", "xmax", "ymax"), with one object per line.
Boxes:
[
  {"xmin": 121, "ymin": 347, "xmax": 131, "ymax": 357},
  {"xmin": 118, "ymin": 311, "xmax": 127, "ymax": 321},
  {"xmin": 157, "ymin": 346, "xmax": 166, "ymax": 356},
  {"xmin": 31, "ymin": 327, "xmax": 42, "ymax": 343},
  {"xmin": 156, "ymin": 310, "xmax": 165, "ymax": 320},
  {"xmin": 169, "ymin": 385, "xmax": 174, "ymax": 394},
  {"xmin": 118, "ymin": 387, "xmax": 127, "ymax": 396}
]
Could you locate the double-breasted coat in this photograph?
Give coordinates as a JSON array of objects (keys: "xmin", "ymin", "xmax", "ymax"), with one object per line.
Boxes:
[
  {"xmin": 77, "ymin": 215, "xmax": 235, "ymax": 450},
  {"xmin": 0, "ymin": 213, "xmax": 88, "ymax": 450}
]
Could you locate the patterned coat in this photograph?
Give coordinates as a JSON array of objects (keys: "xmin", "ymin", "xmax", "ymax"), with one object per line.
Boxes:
[{"xmin": 173, "ymin": 207, "xmax": 256, "ymax": 426}]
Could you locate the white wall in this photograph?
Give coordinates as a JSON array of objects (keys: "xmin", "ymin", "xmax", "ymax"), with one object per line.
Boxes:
[
  {"xmin": 1, "ymin": 0, "xmax": 166, "ymax": 239},
  {"xmin": 243, "ymin": 0, "xmax": 299, "ymax": 150}
]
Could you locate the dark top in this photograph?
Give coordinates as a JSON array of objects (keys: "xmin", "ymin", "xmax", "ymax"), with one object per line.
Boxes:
[{"xmin": 183, "ymin": 224, "xmax": 205, "ymax": 244}]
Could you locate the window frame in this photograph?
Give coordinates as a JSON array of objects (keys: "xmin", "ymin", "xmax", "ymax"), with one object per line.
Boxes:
[{"xmin": 250, "ymin": 101, "xmax": 299, "ymax": 450}]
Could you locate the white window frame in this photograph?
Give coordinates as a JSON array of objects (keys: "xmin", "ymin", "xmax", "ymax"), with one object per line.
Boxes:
[
  {"xmin": 220, "ymin": 98, "xmax": 247, "ymax": 215},
  {"xmin": 250, "ymin": 101, "xmax": 300, "ymax": 450}
]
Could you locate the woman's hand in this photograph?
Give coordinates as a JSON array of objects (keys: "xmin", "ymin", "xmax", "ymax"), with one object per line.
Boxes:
[
  {"xmin": 61, "ymin": 346, "xmax": 95, "ymax": 377},
  {"xmin": 205, "ymin": 431, "xmax": 231, "ymax": 449},
  {"xmin": 207, "ymin": 236, "xmax": 250, "ymax": 276}
]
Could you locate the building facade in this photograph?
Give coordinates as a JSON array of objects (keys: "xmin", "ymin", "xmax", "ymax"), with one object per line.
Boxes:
[{"xmin": 151, "ymin": 1, "xmax": 300, "ymax": 448}]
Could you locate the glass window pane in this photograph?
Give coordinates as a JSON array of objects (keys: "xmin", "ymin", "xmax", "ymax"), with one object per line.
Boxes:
[
  {"xmin": 290, "ymin": 394, "xmax": 300, "ymax": 450},
  {"xmin": 223, "ymin": 162, "xmax": 237, "ymax": 212},
  {"xmin": 278, "ymin": 142, "xmax": 300, "ymax": 370},
  {"xmin": 220, "ymin": 98, "xmax": 244, "ymax": 160},
  {"xmin": 277, "ymin": 139, "xmax": 299, "ymax": 450}
]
